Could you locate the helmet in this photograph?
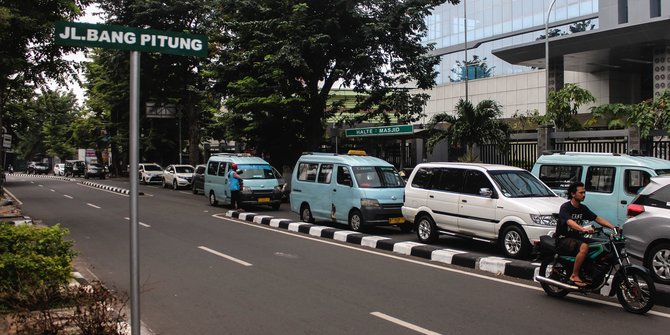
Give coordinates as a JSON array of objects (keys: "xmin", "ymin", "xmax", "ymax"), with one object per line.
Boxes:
[{"xmin": 231, "ymin": 163, "xmax": 238, "ymax": 170}]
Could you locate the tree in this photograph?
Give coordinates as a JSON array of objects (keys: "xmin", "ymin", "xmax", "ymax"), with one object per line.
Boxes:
[
  {"xmin": 211, "ymin": 0, "xmax": 457, "ymax": 169},
  {"xmin": 426, "ymin": 98, "xmax": 509, "ymax": 160},
  {"xmin": 0, "ymin": 0, "xmax": 91, "ymax": 166},
  {"xmin": 545, "ymin": 83, "xmax": 595, "ymax": 131},
  {"xmin": 450, "ymin": 55, "xmax": 494, "ymax": 82}
]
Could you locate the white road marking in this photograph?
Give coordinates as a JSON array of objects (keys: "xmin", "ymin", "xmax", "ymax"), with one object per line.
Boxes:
[
  {"xmin": 63, "ymin": 195, "xmax": 73, "ymax": 199},
  {"xmin": 38, "ymin": 184, "xmax": 43, "ymax": 187},
  {"xmin": 371, "ymin": 312, "xmax": 441, "ymax": 335},
  {"xmin": 87, "ymin": 203, "xmax": 101, "ymax": 209},
  {"xmin": 179, "ymin": 191, "xmax": 191, "ymax": 195},
  {"xmin": 198, "ymin": 246, "xmax": 253, "ymax": 267},
  {"xmin": 213, "ymin": 213, "xmax": 670, "ymax": 318},
  {"xmin": 123, "ymin": 217, "xmax": 151, "ymax": 227},
  {"xmin": 51, "ymin": 189, "xmax": 55, "ymax": 192}
]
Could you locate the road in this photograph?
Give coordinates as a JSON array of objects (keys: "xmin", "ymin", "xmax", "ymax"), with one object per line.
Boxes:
[{"xmin": 6, "ymin": 174, "xmax": 670, "ymax": 334}]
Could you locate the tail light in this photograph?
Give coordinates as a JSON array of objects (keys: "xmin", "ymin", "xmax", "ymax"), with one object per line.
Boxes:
[{"xmin": 626, "ymin": 204, "xmax": 645, "ymax": 217}]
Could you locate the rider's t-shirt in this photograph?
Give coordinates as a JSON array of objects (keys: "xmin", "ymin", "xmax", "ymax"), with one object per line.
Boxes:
[{"xmin": 557, "ymin": 201, "xmax": 597, "ymax": 238}]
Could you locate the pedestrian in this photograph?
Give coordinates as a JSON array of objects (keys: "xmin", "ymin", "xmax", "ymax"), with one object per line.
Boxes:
[{"xmin": 228, "ymin": 163, "xmax": 244, "ymax": 211}]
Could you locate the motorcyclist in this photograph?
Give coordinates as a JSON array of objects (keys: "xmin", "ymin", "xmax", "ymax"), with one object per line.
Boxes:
[{"xmin": 557, "ymin": 181, "xmax": 615, "ymax": 287}]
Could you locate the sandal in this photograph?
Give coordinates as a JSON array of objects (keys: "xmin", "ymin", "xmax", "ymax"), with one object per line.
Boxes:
[{"xmin": 569, "ymin": 279, "xmax": 587, "ymax": 287}]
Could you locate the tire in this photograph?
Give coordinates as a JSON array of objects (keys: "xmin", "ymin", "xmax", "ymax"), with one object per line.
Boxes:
[
  {"xmin": 500, "ymin": 225, "xmax": 531, "ymax": 259},
  {"xmin": 616, "ymin": 268, "xmax": 656, "ymax": 314},
  {"xmin": 416, "ymin": 215, "xmax": 438, "ymax": 244},
  {"xmin": 192, "ymin": 185, "xmax": 198, "ymax": 195},
  {"xmin": 209, "ymin": 191, "xmax": 218, "ymax": 206},
  {"xmin": 300, "ymin": 204, "xmax": 314, "ymax": 223},
  {"xmin": 645, "ymin": 242, "xmax": 670, "ymax": 285},
  {"xmin": 84, "ymin": 174, "xmax": 89, "ymax": 179},
  {"xmin": 162, "ymin": 178, "xmax": 167, "ymax": 188},
  {"xmin": 399, "ymin": 223, "xmax": 413, "ymax": 233},
  {"xmin": 538, "ymin": 258, "xmax": 570, "ymax": 298},
  {"xmin": 271, "ymin": 203, "xmax": 280, "ymax": 210},
  {"xmin": 173, "ymin": 180, "xmax": 178, "ymax": 190},
  {"xmin": 348, "ymin": 209, "xmax": 364, "ymax": 232}
]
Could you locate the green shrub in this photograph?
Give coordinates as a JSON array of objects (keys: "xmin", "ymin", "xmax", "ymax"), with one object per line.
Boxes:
[{"xmin": 0, "ymin": 223, "xmax": 76, "ymax": 309}]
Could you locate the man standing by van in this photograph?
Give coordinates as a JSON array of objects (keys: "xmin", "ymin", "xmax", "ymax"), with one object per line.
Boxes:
[
  {"xmin": 228, "ymin": 163, "xmax": 244, "ymax": 211},
  {"xmin": 557, "ymin": 182, "xmax": 615, "ymax": 287}
]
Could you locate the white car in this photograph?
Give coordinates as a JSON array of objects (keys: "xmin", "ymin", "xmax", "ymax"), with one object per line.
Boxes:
[
  {"xmin": 162, "ymin": 164, "xmax": 195, "ymax": 190},
  {"xmin": 53, "ymin": 163, "xmax": 65, "ymax": 176},
  {"xmin": 139, "ymin": 163, "xmax": 163, "ymax": 184}
]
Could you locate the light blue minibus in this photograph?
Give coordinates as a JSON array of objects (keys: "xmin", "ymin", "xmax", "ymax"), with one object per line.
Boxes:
[
  {"xmin": 531, "ymin": 152, "xmax": 670, "ymax": 225},
  {"xmin": 290, "ymin": 152, "xmax": 408, "ymax": 232},
  {"xmin": 204, "ymin": 153, "xmax": 283, "ymax": 210}
]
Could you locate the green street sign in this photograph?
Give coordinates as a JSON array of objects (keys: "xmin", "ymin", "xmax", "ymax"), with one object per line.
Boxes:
[
  {"xmin": 54, "ymin": 21, "xmax": 208, "ymax": 57},
  {"xmin": 345, "ymin": 125, "xmax": 414, "ymax": 137}
]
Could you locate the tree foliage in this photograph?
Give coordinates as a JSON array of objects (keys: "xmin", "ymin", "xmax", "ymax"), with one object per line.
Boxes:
[
  {"xmin": 427, "ymin": 98, "xmax": 509, "ymax": 159},
  {"xmin": 212, "ymin": 0, "xmax": 457, "ymax": 168},
  {"xmin": 545, "ymin": 83, "xmax": 595, "ymax": 130},
  {"xmin": 450, "ymin": 55, "xmax": 494, "ymax": 82},
  {"xmin": 589, "ymin": 90, "xmax": 670, "ymax": 138}
]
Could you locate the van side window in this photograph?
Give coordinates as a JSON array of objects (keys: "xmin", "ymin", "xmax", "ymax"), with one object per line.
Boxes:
[
  {"xmin": 624, "ymin": 169, "xmax": 651, "ymax": 195},
  {"xmin": 462, "ymin": 170, "xmax": 494, "ymax": 196},
  {"xmin": 538, "ymin": 165, "xmax": 582, "ymax": 189},
  {"xmin": 218, "ymin": 162, "xmax": 228, "ymax": 176},
  {"xmin": 433, "ymin": 168, "xmax": 464, "ymax": 192},
  {"xmin": 411, "ymin": 168, "xmax": 433, "ymax": 189},
  {"xmin": 585, "ymin": 166, "xmax": 615, "ymax": 193},
  {"xmin": 297, "ymin": 163, "xmax": 318, "ymax": 182},
  {"xmin": 207, "ymin": 162, "xmax": 219, "ymax": 176},
  {"xmin": 318, "ymin": 164, "xmax": 333, "ymax": 183},
  {"xmin": 337, "ymin": 166, "xmax": 352, "ymax": 185}
]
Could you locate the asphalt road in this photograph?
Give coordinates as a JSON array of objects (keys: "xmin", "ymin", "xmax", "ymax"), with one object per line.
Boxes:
[{"xmin": 6, "ymin": 174, "xmax": 670, "ymax": 334}]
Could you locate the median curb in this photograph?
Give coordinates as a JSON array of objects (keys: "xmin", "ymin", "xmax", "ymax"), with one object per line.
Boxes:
[
  {"xmin": 10, "ymin": 173, "xmax": 74, "ymax": 181},
  {"xmin": 225, "ymin": 210, "xmax": 540, "ymax": 281},
  {"xmin": 80, "ymin": 181, "xmax": 143, "ymax": 196}
]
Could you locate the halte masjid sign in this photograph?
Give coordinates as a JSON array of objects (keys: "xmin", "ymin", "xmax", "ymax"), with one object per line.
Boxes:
[{"xmin": 54, "ymin": 21, "xmax": 208, "ymax": 57}]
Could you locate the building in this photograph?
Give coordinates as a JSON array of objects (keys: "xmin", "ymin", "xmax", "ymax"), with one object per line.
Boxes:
[{"xmin": 420, "ymin": 0, "xmax": 669, "ymax": 119}]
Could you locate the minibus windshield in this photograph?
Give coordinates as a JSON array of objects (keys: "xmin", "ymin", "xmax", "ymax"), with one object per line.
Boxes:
[
  {"xmin": 238, "ymin": 164, "xmax": 276, "ymax": 179},
  {"xmin": 352, "ymin": 166, "xmax": 405, "ymax": 188}
]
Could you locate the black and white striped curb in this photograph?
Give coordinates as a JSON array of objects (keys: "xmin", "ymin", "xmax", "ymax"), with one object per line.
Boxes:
[
  {"xmin": 10, "ymin": 173, "xmax": 74, "ymax": 181},
  {"xmin": 225, "ymin": 210, "xmax": 540, "ymax": 281},
  {"xmin": 80, "ymin": 181, "xmax": 143, "ymax": 195}
]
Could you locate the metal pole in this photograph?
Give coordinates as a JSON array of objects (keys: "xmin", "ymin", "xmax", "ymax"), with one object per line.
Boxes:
[
  {"xmin": 464, "ymin": 0, "xmax": 468, "ymax": 101},
  {"xmin": 545, "ymin": 0, "xmax": 558, "ymax": 113},
  {"xmin": 178, "ymin": 114, "xmax": 182, "ymax": 164},
  {"xmin": 129, "ymin": 51, "xmax": 141, "ymax": 335}
]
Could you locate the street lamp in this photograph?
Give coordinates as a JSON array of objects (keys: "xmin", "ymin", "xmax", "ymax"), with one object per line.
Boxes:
[
  {"xmin": 545, "ymin": 0, "xmax": 558, "ymax": 112},
  {"xmin": 177, "ymin": 111, "xmax": 183, "ymax": 164},
  {"xmin": 464, "ymin": 0, "xmax": 468, "ymax": 101}
]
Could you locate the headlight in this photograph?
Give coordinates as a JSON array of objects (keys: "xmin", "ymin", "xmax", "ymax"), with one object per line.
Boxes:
[
  {"xmin": 360, "ymin": 198, "xmax": 381, "ymax": 208},
  {"xmin": 530, "ymin": 214, "xmax": 557, "ymax": 226},
  {"xmin": 241, "ymin": 186, "xmax": 252, "ymax": 193}
]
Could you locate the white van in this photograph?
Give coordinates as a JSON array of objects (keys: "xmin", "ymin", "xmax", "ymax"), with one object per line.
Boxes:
[
  {"xmin": 204, "ymin": 153, "xmax": 283, "ymax": 210},
  {"xmin": 402, "ymin": 162, "xmax": 564, "ymax": 259},
  {"xmin": 290, "ymin": 152, "xmax": 408, "ymax": 232}
]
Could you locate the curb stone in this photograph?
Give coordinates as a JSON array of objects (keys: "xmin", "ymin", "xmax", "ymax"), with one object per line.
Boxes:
[
  {"xmin": 79, "ymin": 181, "xmax": 144, "ymax": 196},
  {"xmin": 225, "ymin": 210, "xmax": 539, "ymax": 280}
]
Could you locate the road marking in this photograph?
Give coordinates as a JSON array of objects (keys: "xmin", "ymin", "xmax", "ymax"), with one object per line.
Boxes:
[
  {"xmin": 3, "ymin": 189, "xmax": 23, "ymax": 205},
  {"xmin": 87, "ymin": 203, "xmax": 101, "ymax": 209},
  {"xmin": 370, "ymin": 312, "xmax": 441, "ymax": 335},
  {"xmin": 179, "ymin": 191, "xmax": 191, "ymax": 195},
  {"xmin": 51, "ymin": 189, "xmax": 55, "ymax": 192},
  {"xmin": 213, "ymin": 214, "xmax": 670, "ymax": 318},
  {"xmin": 38, "ymin": 184, "xmax": 43, "ymax": 187},
  {"xmin": 198, "ymin": 246, "xmax": 253, "ymax": 267},
  {"xmin": 123, "ymin": 217, "xmax": 151, "ymax": 227},
  {"xmin": 64, "ymin": 195, "xmax": 73, "ymax": 199}
]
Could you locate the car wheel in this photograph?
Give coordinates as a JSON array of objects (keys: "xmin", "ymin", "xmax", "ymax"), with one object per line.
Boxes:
[
  {"xmin": 416, "ymin": 215, "xmax": 438, "ymax": 244},
  {"xmin": 300, "ymin": 204, "xmax": 314, "ymax": 223},
  {"xmin": 399, "ymin": 223, "xmax": 413, "ymax": 233},
  {"xmin": 173, "ymin": 180, "xmax": 178, "ymax": 190},
  {"xmin": 500, "ymin": 225, "xmax": 531, "ymax": 259},
  {"xmin": 348, "ymin": 209, "xmax": 364, "ymax": 232},
  {"xmin": 645, "ymin": 242, "xmax": 670, "ymax": 285},
  {"xmin": 84, "ymin": 174, "xmax": 89, "ymax": 179},
  {"xmin": 209, "ymin": 191, "xmax": 218, "ymax": 206},
  {"xmin": 271, "ymin": 203, "xmax": 281, "ymax": 210},
  {"xmin": 192, "ymin": 185, "xmax": 198, "ymax": 194}
]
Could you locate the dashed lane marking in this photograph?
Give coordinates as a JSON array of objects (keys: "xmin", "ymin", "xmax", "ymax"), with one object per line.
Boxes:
[
  {"xmin": 123, "ymin": 217, "xmax": 151, "ymax": 228},
  {"xmin": 63, "ymin": 195, "xmax": 73, "ymax": 199},
  {"xmin": 198, "ymin": 246, "xmax": 253, "ymax": 267},
  {"xmin": 370, "ymin": 312, "xmax": 441, "ymax": 335},
  {"xmin": 86, "ymin": 203, "xmax": 101, "ymax": 209}
]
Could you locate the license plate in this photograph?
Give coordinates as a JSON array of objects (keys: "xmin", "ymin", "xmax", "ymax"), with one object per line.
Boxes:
[
  {"xmin": 389, "ymin": 217, "xmax": 405, "ymax": 224},
  {"xmin": 258, "ymin": 197, "xmax": 270, "ymax": 203}
]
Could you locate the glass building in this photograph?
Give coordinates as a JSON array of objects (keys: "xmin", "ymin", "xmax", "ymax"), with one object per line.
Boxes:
[{"xmin": 421, "ymin": 0, "xmax": 670, "ymax": 118}]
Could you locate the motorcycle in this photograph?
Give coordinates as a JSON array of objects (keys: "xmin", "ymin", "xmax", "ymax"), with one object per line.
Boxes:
[{"xmin": 535, "ymin": 227, "xmax": 656, "ymax": 314}]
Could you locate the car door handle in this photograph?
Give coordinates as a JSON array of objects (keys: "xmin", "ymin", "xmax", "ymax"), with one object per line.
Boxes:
[
  {"xmin": 333, "ymin": 189, "xmax": 337, "ymax": 192},
  {"xmin": 461, "ymin": 199, "xmax": 467, "ymax": 203},
  {"xmin": 294, "ymin": 189, "xmax": 302, "ymax": 192},
  {"xmin": 429, "ymin": 195, "xmax": 434, "ymax": 198},
  {"xmin": 620, "ymin": 200, "xmax": 627, "ymax": 204}
]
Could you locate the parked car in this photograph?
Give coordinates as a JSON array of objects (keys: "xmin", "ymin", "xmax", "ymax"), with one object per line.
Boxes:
[
  {"xmin": 192, "ymin": 164, "xmax": 206, "ymax": 195},
  {"xmin": 84, "ymin": 163, "xmax": 106, "ymax": 179},
  {"xmin": 53, "ymin": 163, "xmax": 65, "ymax": 176},
  {"xmin": 139, "ymin": 163, "xmax": 163, "ymax": 184},
  {"xmin": 162, "ymin": 164, "xmax": 195, "ymax": 189},
  {"xmin": 531, "ymin": 151, "xmax": 670, "ymax": 225},
  {"xmin": 624, "ymin": 176, "xmax": 670, "ymax": 284},
  {"xmin": 27, "ymin": 162, "xmax": 49, "ymax": 175},
  {"xmin": 402, "ymin": 162, "xmax": 564, "ymax": 259},
  {"xmin": 64, "ymin": 160, "xmax": 85, "ymax": 177}
]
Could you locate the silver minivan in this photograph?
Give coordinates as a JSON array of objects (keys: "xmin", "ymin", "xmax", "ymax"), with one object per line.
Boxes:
[{"xmin": 402, "ymin": 162, "xmax": 564, "ymax": 259}]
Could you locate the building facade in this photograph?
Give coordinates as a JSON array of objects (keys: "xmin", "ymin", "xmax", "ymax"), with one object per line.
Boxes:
[{"xmin": 419, "ymin": 0, "xmax": 670, "ymax": 119}]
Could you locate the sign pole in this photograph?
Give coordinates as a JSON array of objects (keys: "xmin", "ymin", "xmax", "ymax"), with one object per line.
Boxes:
[{"xmin": 129, "ymin": 51, "xmax": 141, "ymax": 335}]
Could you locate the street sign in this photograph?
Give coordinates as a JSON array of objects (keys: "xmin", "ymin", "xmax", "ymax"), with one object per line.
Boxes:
[
  {"xmin": 54, "ymin": 21, "xmax": 208, "ymax": 57},
  {"xmin": 2, "ymin": 134, "xmax": 11, "ymax": 149},
  {"xmin": 345, "ymin": 125, "xmax": 414, "ymax": 137},
  {"xmin": 146, "ymin": 102, "xmax": 177, "ymax": 118}
]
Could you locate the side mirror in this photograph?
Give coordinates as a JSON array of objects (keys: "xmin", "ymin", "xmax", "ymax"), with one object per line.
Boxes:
[{"xmin": 479, "ymin": 188, "xmax": 493, "ymax": 198}]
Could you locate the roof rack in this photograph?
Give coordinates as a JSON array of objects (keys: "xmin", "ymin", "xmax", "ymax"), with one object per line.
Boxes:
[
  {"xmin": 541, "ymin": 150, "xmax": 621, "ymax": 156},
  {"xmin": 211, "ymin": 153, "xmax": 252, "ymax": 157},
  {"xmin": 301, "ymin": 152, "xmax": 338, "ymax": 156}
]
